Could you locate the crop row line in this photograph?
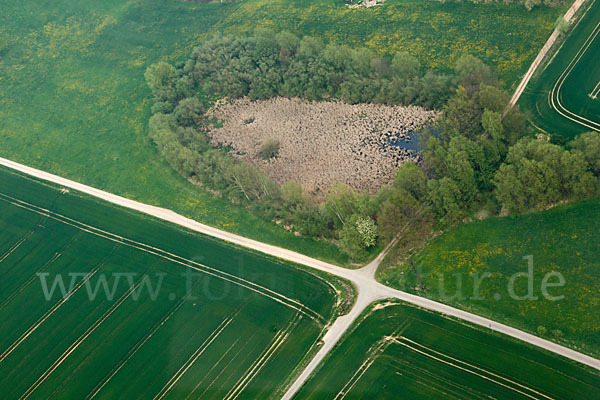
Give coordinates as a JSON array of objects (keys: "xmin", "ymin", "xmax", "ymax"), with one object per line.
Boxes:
[{"xmin": 0, "ymin": 191, "xmax": 326, "ymax": 324}]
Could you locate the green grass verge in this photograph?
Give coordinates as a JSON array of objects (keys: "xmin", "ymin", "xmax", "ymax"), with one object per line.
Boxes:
[
  {"xmin": 0, "ymin": 166, "xmax": 339, "ymax": 399},
  {"xmin": 295, "ymin": 302, "xmax": 600, "ymax": 399},
  {"xmin": 379, "ymin": 198, "xmax": 600, "ymax": 357},
  {"xmin": 0, "ymin": 0, "xmax": 562, "ymax": 265},
  {"xmin": 519, "ymin": 0, "xmax": 600, "ymax": 138}
]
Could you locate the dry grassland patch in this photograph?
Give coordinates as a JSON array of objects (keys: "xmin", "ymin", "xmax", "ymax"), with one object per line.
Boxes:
[{"xmin": 208, "ymin": 97, "xmax": 437, "ymax": 195}]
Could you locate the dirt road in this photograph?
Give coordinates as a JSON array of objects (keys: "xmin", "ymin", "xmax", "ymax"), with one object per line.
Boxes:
[{"xmin": 1, "ymin": 157, "xmax": 598, "ymax": 400}]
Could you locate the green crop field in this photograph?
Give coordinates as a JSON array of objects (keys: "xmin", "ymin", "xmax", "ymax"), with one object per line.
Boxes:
[
  {"xmin": 295, "ymin": 302, "xmax": 600, "ymax": 399},
  {"xmin": 0, "ymin": 0, "xmax": 562, "ymax": 264},
  {"xmin": 520, "ymin": 0, "xmax": 600, "ymax": 138},
  {"xmin": 379, "ymin": 199, "xmax": 600, "ymax": 357},
  {"xmin": 0, "ymin": 166, "xmax": 341, "ymax": 399}
]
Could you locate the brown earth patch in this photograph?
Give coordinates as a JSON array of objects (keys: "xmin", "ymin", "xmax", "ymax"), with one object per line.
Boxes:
[{"xmin": 207, "ymin": 97, "xmax": 437, "ymax": 195}]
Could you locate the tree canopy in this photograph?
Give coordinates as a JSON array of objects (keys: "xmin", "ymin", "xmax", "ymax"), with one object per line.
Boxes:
[{"xmin": 146, "ymin": 29, "xmax": 598, "ymax": 261}]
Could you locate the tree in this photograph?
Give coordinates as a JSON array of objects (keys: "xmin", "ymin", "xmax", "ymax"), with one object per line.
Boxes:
[
  {"xmin": 227, "ymin": 162, "xmax": 276, "ymax": 203},
  {"xmin": 377, "ymin": 188, "xmax": 419, "ymax": 239},
  {"xmin": 394, "ymin": 162, "xmax": 428, "ymax": 200},
  {"xmin": 145, "ymin": 62, "xmax": 179, "ymax": 105},
  {"xmin": 477, "ymin": 84, "xmax": 509, "ymax": 113},
  {"xmin": 537, "ymin": 326, "xmax": 547, "ymax": 336},
  {"xmin": 493, "ymin": 139, "xmax": 596, "ymax": 212},
  {"xmin": 281, "ymin": 181, "xmax": 305, "ymax": 205},
  {"xmin": 370, "ymin": 57, "xmax": 391, "ymax": 77},
  {"xmin": 338, "ymin": 214, "xmax": 376, "ymax": 260},
  {"xmin": 570, "ymin": 132, "xmax": 600, "ymax": 175},
  {"xmin": 446, "ymin": 136, "xmax": 480, "ymax": 201},
  {"xmin": 558, "ymin": 150, "xmax": 597, "ymax": 199},
  {"xmin": 355, "ymin": 216, "xmax": 378, "ymax": 247},
  {"xmin": 555, "ymin": 17, "xmax": 569, "ymax": 35},
  {"xmin": 253, "ymin": 28, "xmax": 280, "ymax": 68},
  {"xmin": 494, "ymin": 155, "xmax": 560, "ymax": 212},
  {"xmin": 416, "ymin": 71, "xmax": 456, "ymax": 109},
  {"xmin": 525, "ymin": 0, "xmax": 541, "ymax": 11},
  {"xmin": 455, "ymin": 55, "xmax": 497, "ymax": 95},
  {"xmin": 501, "ymin": 107, "xmax": 527, "ymax": 145},
  {"xmin": 352, "ymin": 47, "xmax": 375, "ymax": 76},
  {"xmin": 421, "ymin": 134, "xmax": 449, "ymax": 178},
  {"xmin": 297, "ymin": 36, "xmax": 324, "ymax": 59},
  {"xmin": 391, "ymin": 51, "xmax": 421, "ymax": 81},
  {"xmin": 481, "ymin": 110, "xmax": 504, "ymax": 141},
  {"xmin": 442, "ymin": 86, "xmax": 483, "ymax": 139},
  {"xmin": 323, "ymin": 43, "xmax": 353, "ymax": 71},
  {"xmin": 276, "ymin": 31, "xmax": 300, "ymax": 53},
  {"xmin": 173, "ymin": 97, "xmax": 205, "ymax": 127},
  {"xmin": 339, "ymin": 76, "xmax": 380, "ymax": 104},
  {"xmin": 480, "ymin": 110, "xmax": 506, "ymax": 178},
  {"xmin": 427, "ymin": 178, "xmax": 463, "ymax": 224},
  {"xmin": 325, "ymin": 183, "xmax": 359, "ymax": 227},
  {"xmin": 339, "ymin": 222, "xmax": 368, "ymax": 260},
  {"xmin": 552, "ymin": 329, "xmax": 563, "ymax": 340}
]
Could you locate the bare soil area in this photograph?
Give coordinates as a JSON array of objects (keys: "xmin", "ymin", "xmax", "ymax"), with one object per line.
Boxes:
[
  {"xmin": 347, "ymin": 0, "xmax": 387, "ymax": 9},
  {"xmin": 207, "ymin": 97, "xmax": 437, "ymax": 195}
]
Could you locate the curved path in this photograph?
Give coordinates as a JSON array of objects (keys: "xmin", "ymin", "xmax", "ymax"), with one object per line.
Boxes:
[
  {"xmin": 510, "ymin": 0, "xmax": 600, "ymax": 133},
  {"xmin": 1, "ymin": 157, "xmax": 599, "ymax": 399},
  {"xmin": 548, "ymin": 17, "xmax": 600, "ymax": 131}
]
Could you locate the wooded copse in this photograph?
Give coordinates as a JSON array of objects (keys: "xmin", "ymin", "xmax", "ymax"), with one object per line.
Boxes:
[{"xmin": 146, "ymin": 30, "xmax": 600, "ymax": 261}]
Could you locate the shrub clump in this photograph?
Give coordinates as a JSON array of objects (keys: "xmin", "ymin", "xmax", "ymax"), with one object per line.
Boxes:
[{"xmin": 258, "ymin": 139, "xmax": 280, "ymax": 160}]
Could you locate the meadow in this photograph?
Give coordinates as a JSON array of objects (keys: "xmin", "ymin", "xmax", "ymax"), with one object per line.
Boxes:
[
  {"xmin": 0, "ymin": 0, "xmax": 562, "ymax": 265},
  {"xmin": 519, "ymin": 0, "xmax": 600, "ymax": 138},
  {"xmin": 0, "ymin": 167, "xmax": 340, "ymax": 399},
  {"xmin": 295, "ymin": 302, "xmax": 600, "ymax": 399},
  {"xmin": 378, "ymin": 198, "xmax": 600, "ymax": 357}
]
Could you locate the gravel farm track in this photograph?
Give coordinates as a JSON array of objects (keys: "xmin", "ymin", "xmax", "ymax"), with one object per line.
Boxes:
[
  {"xmin": 519, "ymin": 0, "xmax": 600, "ymax": 137},
  {"xmin": 2, "ymin": 2, "xmax": 600, "ymax": 396}
]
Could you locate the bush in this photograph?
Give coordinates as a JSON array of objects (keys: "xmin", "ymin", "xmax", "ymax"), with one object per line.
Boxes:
[
  {"xmin": 258, "ymin": 139, "xmax": 280, "ymax": 160},
  {"xmin": 537, "ymin": 326, "xmax": 547, "ymax": 336},
  {"xmin": 339, "ymin": 222, "xmax": 368, "ymax": 260},
  {"xmin": 555, "ymin": 16, "xmax": 569, "ymax": 35},
  {"xmin": 552, "ymin": 329, "xmax": 563, "ymax": 340},
  {"xmin": 355, "ymin": 216, "xmax": 378, "ymax": 247}
]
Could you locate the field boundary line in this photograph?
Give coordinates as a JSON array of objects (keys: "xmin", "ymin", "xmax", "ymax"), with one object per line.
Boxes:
[
  {"xmin": 86, "ymin": 294, "xmax": 190, "ymax": 399},
  {"xmin": 0, "ymin": 158, "xmax": 599, "ymax": 398},
  {"xmin": 0, "ymin": 238, "xmax": 72, "ymax": 313},
  {"xmin": 183, "ymin": 336, "xmax": 244, "ymax": 400},
  {"xmin": 0, "ymin": 191, "xmax": 326, "ymax": 324},
  {"xmin": 589, "ymin": 80, "xmax": 600, "ymax": 98},
  {"xmin": 19, "ymin": 279, "xmax": 144, "ymax": 400},
  {"xmin": 549, "ymin": 18, "xmax": 600, "ymax": 130},
  {"xmin": 193, "ymin": 335, "xmax": 257, "ymax": 399},
  {"xmin": 224, "ymin": 311, "xmax": 302, "ymax": 400},
  {"xmin": 0, "ymin": 229, "xmax": 36, "ymax": 264},
  {"xmin": 153, "ymin": 309, "xmax": 240, "ymax": 400},
  {"xmin": 0, "ymin": 260, "xmax": 104, "ymax": 364},
  {"xmin": 389, "ymin": 358, "xmax": 488, "ymax": 399},
  {"xmin": 394, "ymin": 337, "xmax": 553, "ymax": 400},
  {"xmin": 399, "ymin": 337, "xmax": 554, "ymax": 400},
  {"xmin": 333, "ymin": 319, "xmax": 412, "ymax": 400}
]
